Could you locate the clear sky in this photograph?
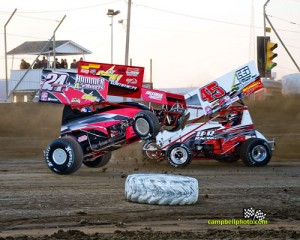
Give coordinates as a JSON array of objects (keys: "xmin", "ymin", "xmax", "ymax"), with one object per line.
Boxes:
[{"xmin": 0, "ymin": 0, "xmax": 300, "ymax": 88}]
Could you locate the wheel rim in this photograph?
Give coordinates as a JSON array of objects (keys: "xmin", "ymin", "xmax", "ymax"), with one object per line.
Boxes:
[
  {"xmin": 52, "ymin": 148, "xmax": 67, "ymax": 165},
  {"xmin": 170, "ymin": 147, "xmax": 188, "ymax": 165},
  {"xmin": 144, "ymin": 142, "xmax": 163, "ymax": 160},
  {"xmin": 135, "ymin": 118, "xmax": 150, "ymax": 135},
  {"xmin": 251, "ymin": 145, "xmax": 267, "ymax": 162}
]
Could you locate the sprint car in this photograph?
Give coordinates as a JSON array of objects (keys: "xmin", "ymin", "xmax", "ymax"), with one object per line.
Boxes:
[
  {"xmin": 142, "ymin": 62, "xmax": 275, "ymax": 167},
  {"xmin": 39, "ymin": 61, "xmax": 187, "ymax": 174}
]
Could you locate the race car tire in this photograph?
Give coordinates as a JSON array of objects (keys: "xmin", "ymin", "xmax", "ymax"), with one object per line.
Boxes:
[
  {"xmin": 240, "ymin": 138, "xmax": 272, "ymax": 167},
  {"xmin": 142, "ymin": 140, "xmax": 164, "ymax": 161},
  {"xmin": 167, "ymin": 142, "xmax": 192, "ymax": 167},
  {"xmin": 133, "ymin": 110, "xmax": 160, "ymax": 140},
  {"xmin": 125, "ymin": 174, "xmax": 199, "ymax": 205},
  {"xmin": 83, "ymin": 152, "xmax": 112, "ymax": 168},
  {"xmin": 44, "ymin": 137, "xmax": 83, "ymax": 174}
]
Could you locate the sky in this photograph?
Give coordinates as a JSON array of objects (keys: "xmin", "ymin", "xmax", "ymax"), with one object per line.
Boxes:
[{"xmin": 0, "ymin": 0, "xmax": 300, "ymax": 88}]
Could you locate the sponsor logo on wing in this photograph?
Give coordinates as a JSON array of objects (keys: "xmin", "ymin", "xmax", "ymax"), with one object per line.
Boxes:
[
  {"xmin": 109, "ymin": 80, "xmax": 138, "ymax": 90},
  {"xmin": 235, "ymin": 66, "xmax": 251, "ymax": 84},
  {"xmin": 71, "ymin": 98, "xmax": 81, "ymax": 103},
  {"xmin": 75, "ymin": 75, "xmax": 105, "ymax": 90},
  {"xmin": 126, "ymin": 67, "xmax": 140, "ymax": 77},
  {"xmin": 47, "ymin": 97, "xmax": 60, "ymax": 102},
  {"xmin": 145, "ymin": 90, "xmax": 163, "ymax": 101},
  {"xmin": 126, "ymin": 78, "xmax": 138, "ymax": 85},
  {"xmin": 40, "ymin": 92, "xmax": 48, "ymax": 101},
  {"xmin": 82, "ymin": 93, "xmax": 97, "ymax": 101}
]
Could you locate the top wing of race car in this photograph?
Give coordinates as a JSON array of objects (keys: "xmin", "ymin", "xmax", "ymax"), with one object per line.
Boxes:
[
  {"xmin": 77, "ymin": 61, "xmax": 144, "ymax": 99},
  {"xmin": 39, "ymin": 61, "xmax": 145, "ymax": 107},
  {"xmin": 39, "ymin": 60, "xmax": 186, "ymax": 108},
  {"xmin": 185, "ymin": 61, "xmax": 263, "ymax": 120}
]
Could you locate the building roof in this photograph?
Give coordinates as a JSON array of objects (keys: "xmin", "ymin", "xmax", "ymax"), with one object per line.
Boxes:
[{"xmin": 7, "ymin": 40, "xmax": 92, "ymax": 56}]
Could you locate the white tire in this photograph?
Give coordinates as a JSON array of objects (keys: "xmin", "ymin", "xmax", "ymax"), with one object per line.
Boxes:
[{"xmin": 125, "ymin": 174, "xmax": 199, "ymax": 205}]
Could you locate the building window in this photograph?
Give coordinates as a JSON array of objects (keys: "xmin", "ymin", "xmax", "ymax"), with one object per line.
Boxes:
[{"xmin": 24, "ymin": 95, "xmax": 28, "ymax": 102}]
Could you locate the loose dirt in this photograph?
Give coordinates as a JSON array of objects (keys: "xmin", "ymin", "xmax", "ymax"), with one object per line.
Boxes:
[{"xmin": 0, "ymin": 97, "xmax": 299, "ymax": 239}]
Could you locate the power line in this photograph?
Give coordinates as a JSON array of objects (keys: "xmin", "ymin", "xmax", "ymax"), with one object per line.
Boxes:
[
  {"xmin": 14, "ymin": 14, "xmax": 59, "ymax": 22},
  {"xmin": 14, "ymin": 0, "xmax": 121, "ymax": 14},
  {"xmin": 267, "ymin": 15, "xmax": 300, "ymax": 26},
  {"xmin": 133, "ymin": 3, "xmax": 300, "ymax": 35},
  {"xmin": 134, "ymin": 3, "xmax": 256, "ymax": 28}
]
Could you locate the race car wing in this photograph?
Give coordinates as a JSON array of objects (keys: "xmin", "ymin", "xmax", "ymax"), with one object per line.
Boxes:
[
  {"xmin": 39, "ymin": 70, "xmax": 109, "ymax": 107},
  {"xmin": 77, "ymin": 61, "xmax": 144, "ymax": 99},
  {"xmin": 185, "ymin": 61, "xmax": 263, "ymax": 119}
]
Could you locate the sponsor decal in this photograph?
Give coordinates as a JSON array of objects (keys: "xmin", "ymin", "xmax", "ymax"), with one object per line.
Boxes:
[
  {"xmin": 242, "ymin": 79, "xmax": 263, "ymax": 96},
  {"xmin": 90, "ymin": 69, "xmax": 97, "ymax": 75},
  {"xmin": 195, "ymin": 130, "xmax": 216, "ymax": 140},
  {"xmin": 145, "ymin": 90, "xmax": 164, "ymax": 101},
  {"xmin": 80, "ymin": 69, "xmax": 89, "ymax": 74},
  {"xmin": 47, "ymin": 97, "xmax": 60, "ymax": 102},
  {"xmin": 41, "ymin": 92, "xmax": 48, "ymax": 101},
  {"xmin": 95, "ymin": 66, "xmax": 123, "ymax": 81},
  {"xmin": 75, "ymin": 75, "xmax": 105, "ymax": 90},
  {"xmin": 82, "ymin": 93, "xmax": 97, "ymax": 101},
  {"xmin": 126, "ymin": 78, "xmax": 138, "ymax": 85},
  {"xmin": 81, "ymin": 64, "xmax": 101, "ymax": 70},
  {"xmin": 78, "ymin": 135, "xmax": 88, "ymax": 143},
  {"xmin": 126, "ymin": 67, "xmax": 140, "ymax": 77},
  {"xmin": 71, "ymin": 98, "xmax": 81, "ymax": 103},
  {"xmin": 109, "ymin": 80, "xmax": 138, "ymax": 90},
  {"xmin": 235, "ymin": 66, "xmax": 251, "ymax": 84}
]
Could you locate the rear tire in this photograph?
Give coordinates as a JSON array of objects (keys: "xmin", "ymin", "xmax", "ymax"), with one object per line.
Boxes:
[
  {"xmin": 167, "ymin": 142, "xmax": 192, "ymax": 167},
  {"xmin": 240, "ymin": 138, "xmax": 271, "ymax": 166},
  {"xmin": 44, "ymin": 137, "xmax": 83, "ymax": 174},
  {"xmin": 133, "ymin": 110, "xmax": 160, "ymax": 140},
  {"xmin": 83, "ymin": 152, "xmax": 112, "ymax": 168}
]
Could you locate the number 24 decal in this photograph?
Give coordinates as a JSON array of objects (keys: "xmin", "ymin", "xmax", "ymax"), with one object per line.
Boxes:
[
  {"xmin": 41, "ymin": 73, "xmax": 68, "ymax": 92},
  {"xmin": 200, "ymin": 81, "xmax": 226, "ymax": 102}
]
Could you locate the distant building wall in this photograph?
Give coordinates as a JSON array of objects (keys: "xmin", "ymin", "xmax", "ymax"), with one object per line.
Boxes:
[
  {"xmin": 282, "ymin": 73, "xmax": 300, "ymax": 95},
  {"xmin": 0, "ymin": 80, "xmax": 6, "ymax": 101}
]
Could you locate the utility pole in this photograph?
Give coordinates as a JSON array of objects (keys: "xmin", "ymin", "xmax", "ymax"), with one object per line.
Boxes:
[
  {"xmin": 53, "ymin": 15, "xmax": 66, "ymax": 70},
  {"xmin": 107, "ymin": 9, "xmax": 120, "ymax": 64},
  {"xmin": 4, "ymin": 8, "xmax": 17, "ymax": 101},
  {"xmin": 125, "ymin": 0, "xmax": 131, "ymax": 65},
  {"xmin": 263, "ymin": 0, "xmax": 270, "ymax": 37}
]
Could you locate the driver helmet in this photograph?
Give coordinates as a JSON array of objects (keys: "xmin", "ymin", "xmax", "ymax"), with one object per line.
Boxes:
[{"xmin": 228, "ymin": 111, "xmax": 240, "ymax": 124}]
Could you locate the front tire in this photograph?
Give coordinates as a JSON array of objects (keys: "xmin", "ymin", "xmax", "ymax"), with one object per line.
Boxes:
[
  {"xmin": 133, "ymin": 110, "xmax": 160, "ymax": 140},
  {"xmin": 240, "ymin": 138, "xmax": 271, "ymax": 166},
  {"xmin": 83, "ymin": 152, "xmax": 112, "ymax": 168},
  {"xmin": 44, "ymin": 137, "xmax": 83, "ymax": 174},
  {"xmin": 167, "ymin": 142, "xmax": 192, "ymax": 167}
]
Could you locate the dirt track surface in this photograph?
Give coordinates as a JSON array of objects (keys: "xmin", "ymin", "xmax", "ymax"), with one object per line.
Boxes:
[{"xmin": 0, "ymin": 98, "xmax": 300, "ymax": 239}]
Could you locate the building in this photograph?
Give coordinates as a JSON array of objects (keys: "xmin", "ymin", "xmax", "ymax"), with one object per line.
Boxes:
[{"xmin": 5, "ymin": 40, "xmax": 91, "ymax": 102}]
